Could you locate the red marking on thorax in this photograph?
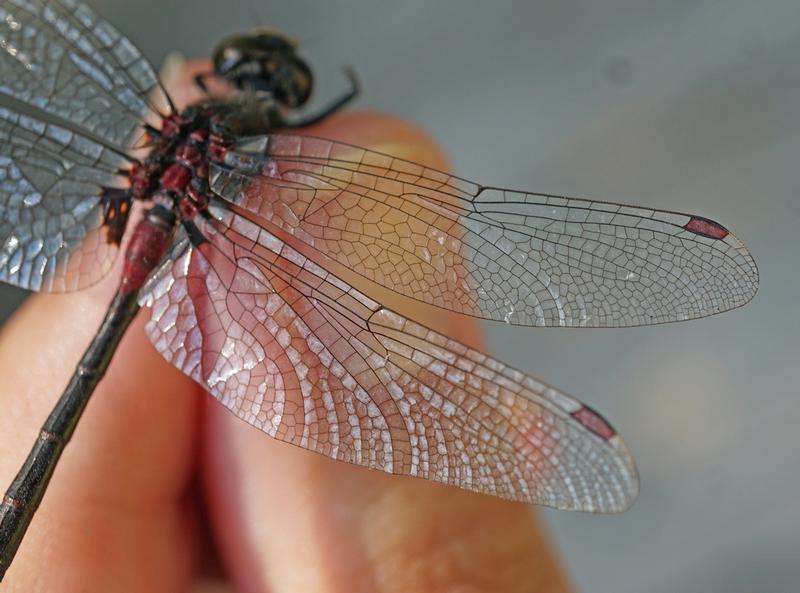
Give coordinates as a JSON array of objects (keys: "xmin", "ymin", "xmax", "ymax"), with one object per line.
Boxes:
[
  {"xmin": 684, "ymin": 216, "xmax": 729, "ymax": 240},
  {"xmin": 160, "ymin": 163, "xmax": 191, "ymax": 193},
  {"xmin": 179, "ymin": 198, "xmax": 199, "ymax": 220},
  {"xmin": 572, "ymin": 406, "xmax": 616, "ymax": 440},
  {"xmin": 130, "ymin": 163, "xmax": 152, "ymax": 199},
  {"xmin": 208, "ymin": 143, "xmax": 227, "ymax": 162},
  {"xmin": 128, "ymin": 111, "xmax": 221, "ymax": 205},
  {"xmin": 161, "ymin": 114, "xmax": 187, "ymax": 138},
  {"xmin": 208, "ymin": 134, "xmax": 229, "ymax": 162},
  {"xmin": 190, "ymin": 128, "xmax": 209, "ymax": 143},
  {"xmin": 176, "ymin": 143, "xmax": 202, "ymax": 168}
]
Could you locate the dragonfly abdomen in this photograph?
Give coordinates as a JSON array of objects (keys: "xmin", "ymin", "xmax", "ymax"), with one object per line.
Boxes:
[{"xmin": 119, "ymin": 205, "xmax": 176, "ymax": 296}]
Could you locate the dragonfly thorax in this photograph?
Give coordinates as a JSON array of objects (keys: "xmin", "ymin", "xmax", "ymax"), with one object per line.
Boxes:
[{"xmin": 129, "ymin": 106, "xmax": 234, "ymax": 219}]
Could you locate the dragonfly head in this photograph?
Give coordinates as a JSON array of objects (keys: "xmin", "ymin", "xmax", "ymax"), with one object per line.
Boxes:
[{"xmin": 212, "ymin": 30, "xmax": 313, "ymax": 108}]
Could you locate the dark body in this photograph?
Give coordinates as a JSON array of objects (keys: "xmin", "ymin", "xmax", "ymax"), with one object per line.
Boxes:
[{"xmin": 0, "ymin": 32, "xmax": 356, "ymax": 579}]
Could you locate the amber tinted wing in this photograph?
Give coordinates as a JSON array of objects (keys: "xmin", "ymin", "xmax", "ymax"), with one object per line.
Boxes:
[
  {"xmin": 0, "ymin": 0, "xmax": 163, "ymax": 148},
  {"xmin": 0, "ymin": 107, "xmax": 127, "ymax": 291},
  {"xmin": 210, "ymin": 134, "xmax": 758, "ymax": 327},
  {"xmin": 142, "ymin": 200, "xmax": 638, "ymax": 512}
]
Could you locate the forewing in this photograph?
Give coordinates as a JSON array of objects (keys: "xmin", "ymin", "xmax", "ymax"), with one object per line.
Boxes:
[
  {"xmin": 0, "ymin": 0, "xmax": 163, "ymax": 148},
  {"xmin": 142, "ymin": 202, "xmax": 638, "ymax": 512},
  {"xmin": 210, "ymin": 134, "xmax": 758, "ymax": 327},
  {"xmin": 0, "ymin": 107, "xmax": 127, "ymax": 291}
]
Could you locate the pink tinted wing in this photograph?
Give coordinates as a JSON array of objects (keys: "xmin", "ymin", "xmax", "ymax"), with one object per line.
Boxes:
[
  {"xmin": 142, "ymin": 200, "xmax": 638, "ymax": 512},
  {"xmin": 0, "ymin": 107, "xmax": 127, "ymax": 292},
  {"xmin": 210, "ymin": 134, "xmax": 758, "ymax": 328}
]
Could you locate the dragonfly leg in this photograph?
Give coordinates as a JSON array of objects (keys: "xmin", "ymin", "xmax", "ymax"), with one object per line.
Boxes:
[
  {"xmin": 283, "ymin": 67, "xmax": 360, "ymax": 128},
  {"xmin": 194, "ymin": 72, "xmax": 211, "ymax": 94}
]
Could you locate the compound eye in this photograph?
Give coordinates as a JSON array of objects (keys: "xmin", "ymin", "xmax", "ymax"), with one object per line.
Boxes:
[{"xmin": 217, "ymin": 47, "xmax": 243, "ymax": 73}]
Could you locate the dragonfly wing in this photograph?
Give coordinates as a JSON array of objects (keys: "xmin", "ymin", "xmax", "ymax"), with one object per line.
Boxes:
[
  {"xmin": 0, "ymin": 107, "xmax": 128, "ymax": 291},
  {"xmin": 0, "ymin": 0, "xmax": 163, "ymax": 148},
  {"xmin": 142, "ymin": 201, "xmax": 638, "ymax": 512},
  {"xmin": 210, "ymin": 134, "xmax": 758, "ymax": 327}
]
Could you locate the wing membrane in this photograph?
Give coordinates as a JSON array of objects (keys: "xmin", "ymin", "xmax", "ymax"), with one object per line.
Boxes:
[
  {"xmin": 0, "ymin": 0, "xmax": 163, "ymax": 147},
  {"xmin": 0, "ymin": 106, "xmax": 127, "ymax": 291},
  {"xmin": 210, "ymin": 134, "xmax": 758, "ymax": 327},
  {"xmin": 142, "ymin": 200, "xmax": 638, "ymax": 511}
]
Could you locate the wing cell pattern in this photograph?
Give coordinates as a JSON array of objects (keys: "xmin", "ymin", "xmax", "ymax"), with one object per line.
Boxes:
[
  {"xmin": 210, "ymin": 134, "xmax": 758, "ymax": 327},
  {"xmin": 0, "ymin": 0, "xmax": 162, "ymax": 148},
  {"xmin": 0, "ymin": 106, "xmax": 126, "ymax": 291},
  {"xmin": 143, "ymin": 202, "xmax": 638, "ymax": 512}
]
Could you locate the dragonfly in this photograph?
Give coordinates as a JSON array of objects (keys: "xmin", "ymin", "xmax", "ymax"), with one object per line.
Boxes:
[{"xmin": 0, "ymin": 0, "xmax": 758, "ymax": 580}]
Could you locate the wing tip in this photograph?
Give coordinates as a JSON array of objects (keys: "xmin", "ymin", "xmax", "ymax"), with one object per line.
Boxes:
[
  {"xmin": 710, "ymin": 227, "xmax": 760, "ymax": 316},
  {"xmin": 734, "ymin": 239, "xmax": 760, "ymax": 306},
  {"xmin": 566, "ymin": 405, "xmax": 639, "ymax": 513},
  {"xmin": 605, "ymin": 434, "xmax": 640, "ymax": 513},
  {"xmin": 570, "ymin": 429, "xmax": 640, "ymax": 514}
]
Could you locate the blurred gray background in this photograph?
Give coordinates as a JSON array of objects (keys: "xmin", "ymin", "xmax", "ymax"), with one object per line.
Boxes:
[{"xmin": 2, "ymin": 0, "xmax": 798, "ymax": 591}]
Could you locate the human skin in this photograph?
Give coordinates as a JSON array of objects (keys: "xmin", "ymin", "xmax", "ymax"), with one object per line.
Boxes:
[{"xmin": 0, "ymin": 58, "xmax": 573, "ymax": 593}]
